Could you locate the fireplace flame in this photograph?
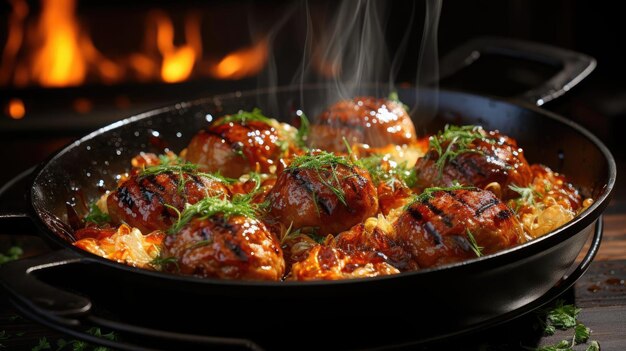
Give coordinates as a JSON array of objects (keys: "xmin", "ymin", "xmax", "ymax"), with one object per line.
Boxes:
[
  {"xmin": 2, "ymin": 0, "xmax": 269, "ymax": 88},
  {"xmin": 32, "ymin": 0, "xmax": 86, "ymax": 87},
  {"xmin": 211, "ymin": 39, "xmax": 269, "ymax": 80}
]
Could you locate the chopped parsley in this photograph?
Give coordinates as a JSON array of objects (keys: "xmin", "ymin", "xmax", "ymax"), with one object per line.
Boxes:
[
  {"xmin": 84, "ymin": 202, "xmax": 111, "ymax": 225},
  {"xmin": 529, "ymin": 299, "xmax": 598, "ymax": 351},
  {"xmin": 429, "ymin": 125, "xmax": 491, "ymax": 176}
]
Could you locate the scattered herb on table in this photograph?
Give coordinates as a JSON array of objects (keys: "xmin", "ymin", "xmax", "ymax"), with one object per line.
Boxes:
[{"xmin": 0, "ymin": 246, "xmax": 23, "ymax": 264}]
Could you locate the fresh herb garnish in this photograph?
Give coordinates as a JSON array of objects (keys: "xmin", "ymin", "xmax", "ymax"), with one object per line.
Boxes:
[
  {"xmin": 532, "ymin": 340, "xmax": 573, "ymax": 351},
  {"xmin": 0, "ymin": 246, "xmax": 23, "ymax": 265},
  {"xmin": 575, "ymin": 323, "xmax": 591, "ymax": 344},
  {"xmin": 586, "ymin": 341, "xmax": 600, "ymax": 351},
  {"xmin": 407, "ymin": 184, "xmax": 475, "ymax": 207},
  {"xmin": 84, "ymin": 202, "xmax": 111, "ymax": 225},
  {"xmin": 358, "ymin": 154, "xmax": 417, "ymax": 189},
  {"xmin": 429, "ymin": 125, "xmax": 491, "ymax": 177},
  {"xmin": 157, "ymin": 153, "xmax": 182, "ymax": 166},
  {"xmin": 138, "ymin": 163, "xmax": 234, "ymax": 196},
  {"xmin": 31, "ymin": 337, "xmax": 50, "ymax": 351},
  {"xmin": 529, "ymin": 299, "xmax": 598, "ymax": 351},
  {"xmin": 168, "ymin": 196, "xmax": 257, "ymax": 234},
  {"xmin": 215, "ymin": 108, "xmax": 273, "ymax": 126},
  {"xmin": 509, "ymin": 183, "xmax": 543, "ymax": 211},
  {"xmin": 139, "ymin": 163, "xmax": 234, "ymax": 184},
  {"xmin": 296, "ymin": 111, "xmax": 310, "ymax": 149},
  {"xmin": 150, "ymin": 256, "xmax": 179, "ymax": 271},
  {"xmin": 286, "ymin": 151, "xmax": 354, "ymax": 207},
  {"xmin": 388, "ymin": 91, "xmax": 409, "ymax": 111},
  {"xmin": 466, "ymin": 229, "xmax": 483, "ymax": 257}
]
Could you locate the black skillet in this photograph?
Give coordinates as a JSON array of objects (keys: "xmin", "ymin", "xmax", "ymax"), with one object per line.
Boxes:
[{"xmin": 0, "ymin": 38, "xmax": 616, "ymax": 350}]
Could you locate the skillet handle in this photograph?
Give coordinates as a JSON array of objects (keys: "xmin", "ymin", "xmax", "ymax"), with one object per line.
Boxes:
[
  {"xmin": 0, "ymin": 166, "xmax": 38, "ymax": 232},
  {"xmin": 0, "ymin": 249, "xmax": 91, "ymax": 326},
  {"xmin": 439, "ymin": 36, "xmax": 596, "ymax": 106}
]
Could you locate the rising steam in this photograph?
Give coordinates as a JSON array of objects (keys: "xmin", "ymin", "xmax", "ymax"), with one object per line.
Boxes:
[{"xmin": 255, "ymin": 0, "xmax": 442, "ymax": 121}]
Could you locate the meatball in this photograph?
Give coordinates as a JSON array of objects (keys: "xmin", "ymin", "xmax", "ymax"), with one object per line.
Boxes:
[
  {"xmin": 309, "ymin": 97, "xmax": 417, "ymax": 152},
  {"xmin": 394, "ymin": 187, "xmax": 525, "ymax": 269},
  {"xmin": 414, "ymin": 126, "xmax": 532, "ymax": 200},
  {"xmin": 265, "ymin": 152, "xmax": 378, "ymax": 236},
  {"xmin": 107, "ymin": 171, "xmax": 229, "ymax": 234},
  {"xmin": 287, "ymin": 245, "xmax": 399, "ymax": 281},
  {"xmin": 162, "ymin": 215, "xmax": 285, "ymax": 281},
  {"xmin": 185, "ymin": 110, "xmax": 297, "ymax": 178},
  {"xmin": 333, "ymin": 216, "xmax": 412, "ymax": 271}
]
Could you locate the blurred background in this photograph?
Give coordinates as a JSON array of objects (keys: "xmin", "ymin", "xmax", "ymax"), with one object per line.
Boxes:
[{"xmin": 0, "ymin": 0, "xmax": 623, "ymax": 185}]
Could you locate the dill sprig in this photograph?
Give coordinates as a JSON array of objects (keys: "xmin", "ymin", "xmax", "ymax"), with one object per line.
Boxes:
[
  {"xmin": 408, "ymin": 184, "xmax": 475, "ymax": 206},
  {"xmin": 138, "ymin": 163, "xmax": 235, "ymax": 195},
  {"xmin": 150, "ymin": 256, "xmax": 179, "ymax": 271},
  {"xmin": 296, "ymin": 111, "xmax": 310, "ymax": 149},
  {"xmin": 466, "ymin": 229, "xmax": 483, "ymax": 257},
  {"xmin": 215, "ymin": 108, "xmax": 273, "ymax": 126},
  {"xmin": 509, "ymin": 183, "xmax": 543, "ymax": 208},
  {"xmin": 287, "ymin": 151, "xmax": 353, "ymax": 206},
  {"xmin": 429, "ymin": 125, "xmax": 492, "ymax": 176},
  {"xmin": 168, "ymin": 196, "xmax": 257, "ymax": 235},
  {"xmin": 358, "ymin": 154, "xmax": 417, "ymax": 189}
]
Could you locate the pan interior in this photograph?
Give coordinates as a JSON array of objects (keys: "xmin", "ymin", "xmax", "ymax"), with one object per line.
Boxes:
[{"xmin": 30, "ymin": 85, "xmax": 614, "ymax": 268}]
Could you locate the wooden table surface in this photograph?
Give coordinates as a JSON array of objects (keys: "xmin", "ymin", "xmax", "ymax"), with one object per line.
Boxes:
[{"xmin": 0, "ymin": 158, "xmax": 624, "ymax": 351}]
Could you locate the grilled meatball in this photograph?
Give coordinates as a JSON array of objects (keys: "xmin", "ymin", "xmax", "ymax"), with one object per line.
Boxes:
[
  {"xmin": 162, "ymin": 216, "xmax": 285, "ymax": 281},
  {"xmin": 265, "ymin": 152, "xmax": 378, "ymax": 236},
  {"xmin": 288, "ymin": 245, "xmax": 399, "ymax": 281},
  {"xmin": 107, "ymin": 172, "xmax": 229, "ymax": 234},
  {"xmin": 333, "ymin": 216, "xmax": 412, "ymax": 271},
  {"xmin": 309, "ymin": 97, "xmax": 417, "ymax": 152},
  {"xmin": 185, "ymin": 112, "xmax": 297, "ymax": 178},
  {"xmin": 414, "ymin": 126, "xmax": 532, "ymax": 200},
  {"xmin": 394, "ymin": 187, "xmax": 525, "ymax": 269}
]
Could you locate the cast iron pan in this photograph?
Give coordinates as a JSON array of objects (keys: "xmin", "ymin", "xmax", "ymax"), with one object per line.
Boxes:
[{"xmin": 0, "ymin": 38, "xmax": 616, "ymax": 350}]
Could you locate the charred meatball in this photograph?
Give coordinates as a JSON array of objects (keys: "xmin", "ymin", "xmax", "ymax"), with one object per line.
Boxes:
[
  {"xmin": 333, "ymin": 216, "xmax": 412, "ymax": 271},
  {"xmin": 414, "ymin": 125, "xmax": 532, "ymax": 200},
  {"xmin": 288, "ymin": 245, "xmax": 399, "ymax": 281},
  {"xmin": 107, "ymin": 169, "xmax": 229, "ymax": 234},
  {"xmin": 309, "ymin": 97, "xmax": 417, "ymax": 152},
  {"xmin": 162, "ymin": 214, "xmax": 284, "ymax": 281},
  {"xmin": 185, "ymin": 109, "xmax": 297, "ymax": 178},
  {"xmin": 265, "ymin": 151, "xmax": 378, "ymax": 236},
  {"xmin": 394, "ymin": 187, "xmax": 525, "ymax": 269}
]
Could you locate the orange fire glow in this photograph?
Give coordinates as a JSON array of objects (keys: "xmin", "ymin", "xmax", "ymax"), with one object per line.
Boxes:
[
  {"xmin": 2, "ymin": 0, "xmax": 269, "ymax": 88},
  {"xmin": 211, "ymin": 39, "xmax": 269, "ymax": 80},
  {"xmin": 32, "ymin": 0, "xmax": 86, "ymax": 87},
  {"xmin": 7, "ymin": 98, "xmax": 26, "ymax": 119}
]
